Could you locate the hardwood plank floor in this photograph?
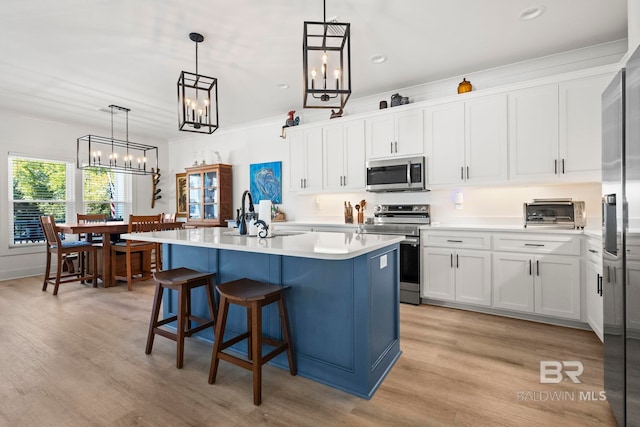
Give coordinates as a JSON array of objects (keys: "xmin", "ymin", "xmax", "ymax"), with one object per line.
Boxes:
[{"xmin": 0, "ymin": 276, "xmax": 617, "ymax": 426}]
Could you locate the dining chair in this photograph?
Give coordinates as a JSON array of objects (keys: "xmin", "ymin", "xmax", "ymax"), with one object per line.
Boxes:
[
  {"xmin": 111, "ymin": 214, "xmax": 161, "ymax": 291},
  {"xmin": 77, "ymin": 213, "xmax": 107, "ymax": 242},
  {"xmin": 40, "ymin": 215, "xmax": 98, "ymax": 296},
  {"xmin": 77, "ymin": 213, "xmax": 107, "ymax": 277}
]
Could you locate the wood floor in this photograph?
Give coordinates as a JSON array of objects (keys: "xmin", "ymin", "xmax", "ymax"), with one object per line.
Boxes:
[{"xmin": 0, "ymin": 276, "xmax": 617, "ymax": 426}]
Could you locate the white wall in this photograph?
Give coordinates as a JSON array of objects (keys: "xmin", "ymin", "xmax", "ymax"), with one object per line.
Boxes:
[
  {"xmin": 0, "ymin": 110, "xmax": 170, "ymax": 280},
  {"xmin": 630, "ymin": 0, "xmax": 640, "ymax": 53}
]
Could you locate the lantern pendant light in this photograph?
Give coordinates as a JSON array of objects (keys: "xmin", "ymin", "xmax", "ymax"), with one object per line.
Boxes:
[
  {"xmin": 303, "ymin": 0, "xmax": 351, "ymax": 109},
  {"xmin": 177, "ymin": 32, "xmax": 219, "ymax": 134}
]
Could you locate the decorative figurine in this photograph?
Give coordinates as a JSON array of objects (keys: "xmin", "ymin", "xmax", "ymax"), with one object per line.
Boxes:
[
  {"xmin": 458, "ymin": 78, "xmax": 472, "ymax": 94},
  {"xmin": 330, "ymin": 108, "xmax": 343, "ymax": 119},
  {"xmin": 391, "ymin": 93, "xmax": 403, "ymax": 107},
  {"xmin": 281, "ymin": 110, "xmax": 300, "ymax": 138}
]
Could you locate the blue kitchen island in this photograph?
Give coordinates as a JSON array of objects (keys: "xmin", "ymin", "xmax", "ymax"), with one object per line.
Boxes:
[{"xmin": 124, "ymin": 227, "xmax": 403, "ymax": 399}]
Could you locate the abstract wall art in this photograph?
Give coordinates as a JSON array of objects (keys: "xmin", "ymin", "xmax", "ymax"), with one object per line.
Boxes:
[{"xmin": 249, "ymin": 161, "xmax": 282, "ymax": 203}]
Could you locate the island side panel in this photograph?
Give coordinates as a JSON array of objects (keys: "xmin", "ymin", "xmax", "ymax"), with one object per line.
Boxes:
[
  {"xmin": 161, "ymin": 242, "xmax": 401, "ymax": 399},
  {"xmin": 366, "ymin": 244, "xmax": 402, "ymax": 396}
]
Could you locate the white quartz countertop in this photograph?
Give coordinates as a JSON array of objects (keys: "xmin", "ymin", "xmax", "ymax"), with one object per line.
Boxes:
[
  {"xmin": 122, "ymin": 228, "xmax": 403, "ymax": 260},
  {"xmin": 421, "ymin": 223, "xmax": 596, "ymax": 236}
]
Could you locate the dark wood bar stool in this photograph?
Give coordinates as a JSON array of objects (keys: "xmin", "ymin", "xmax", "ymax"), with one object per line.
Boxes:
[
  {"xmin": 146, "ymin": 267, "xmax": 217, "ymax": 369},
  {"xmin": 208, "ymin": 278, "xmax": 297, "ymax": 405}
]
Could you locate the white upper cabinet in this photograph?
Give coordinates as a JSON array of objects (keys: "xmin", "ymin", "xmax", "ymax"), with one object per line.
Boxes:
[
  {"xmin": 559, "ymin": 74, "xmax": 611, "ymax": 180},
  {"xmin": 366, "ymin": 108, "xmax": 424, "ymax": 159},
  {"xmin": 427, "ymin": 93, "xmax": 508, "ymax": 186},
  {"xmin": 288, "ymin": 126, "xmax": 323, "ymax": 193},
  {"xmin": 509, "ymin": 73, "xmax": 611, "ymax": 183},
  {"xmin": 323, "ymin": 120, "xmax": 366, "ymax": 191},
  {"xmin": 508, "ymin": 83, "xmax": 560, "ymax": 181},
  {"xmin": 465, "ymin": 93, "xmax": 508, "ymax": 184},
  {"xmin": 425, "ymin": 102, "xmax": 465, "ymax": 186}
]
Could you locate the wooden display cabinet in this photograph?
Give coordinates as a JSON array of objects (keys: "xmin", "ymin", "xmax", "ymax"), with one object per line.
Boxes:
[{"xmin": 185, "ymin": 163, "xmax": 232, "ymax": 227}]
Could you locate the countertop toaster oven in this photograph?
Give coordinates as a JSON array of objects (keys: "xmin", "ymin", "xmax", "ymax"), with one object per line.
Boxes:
[{"xmin": 523, "ymin": 199, "xmax": 586, "ymax": 229}]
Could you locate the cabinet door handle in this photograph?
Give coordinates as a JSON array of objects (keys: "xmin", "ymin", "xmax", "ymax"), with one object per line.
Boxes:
[
  {"xmin": 395, "ymin": 141, "xmax": 398, "ymax": 153},
  {"xmin": 599, "ymin": 274, "xmax": 604, "ymax": 296},
  {"xmin": 597, "ymin": 273, "xmax": 602, "ymax": 296},
  {"xmin": 456, "ymin": 254, "xmax": 459, "ymax": 268},
  {"xmin": 613, "ymin": 266, "xmax": 617, "ymax": 284},
  {"xmin": 450, "ymin": 253, "xmax": 453, "ymax": 268},
  {"xmin": 390, "ymin": 142, "xmax": 393, "ymax": 153},
  {"xmin": 466, "ymin": 166, "xmax": 470, "ymax": 180},
  {"xmin": 554, "ymin": 159, "xmax": 558, "ymax": 174},
  {"xmin": 588, "ymin": 249, "xmax": 598, "ymax": 254},
  {"xmin": 562, "ymin": 158, "xmax": 565, "ymax": 174},
  {"xmin": 304, "ymin": 178, "xmax": 307, "ymax": 188},
  {"xmin": 300, "ymin": 178, "xmax": 303, "ymax": 188},
  {"xmin": 461, "ymin": 167, "xmax": 464, "ymax": 180},
  {"xmin": 447, "ymin": 239, "xmax": 463, "ymax": 243},
  {"xmin": 524, "ymin": 243, "xmax": 545, "ymax": 247},
  {"xmin": 529, "ymin": 259, "xmax": 532, "ymax": 276},
  {"xmin": 343, "ymin": 175, "xmax": 346, "ymax": 186},
  {"xmin": 340, "ymin": 176, "xmax": 343, "ymax": 186},
  {"xmin": 607, "ymin": 265, "xmax": 611, "ymax": 283},
  {"xmin": 536, "ymin": 260, "xmax": 540, "ymax": 276}
]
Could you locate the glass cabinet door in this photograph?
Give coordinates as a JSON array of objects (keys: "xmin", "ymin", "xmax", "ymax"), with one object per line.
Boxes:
[
  {"xmin": 203, "ymin": 171, "xmax": 218, "ymax": 220},
  {"xmin": 188, "ymin": 172, "xmax": 202, "ymax": 220}
]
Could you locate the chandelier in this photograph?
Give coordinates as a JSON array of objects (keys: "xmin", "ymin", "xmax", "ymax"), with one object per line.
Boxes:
[
  {"xmin": 178, "ymin": 32, "xmax": 219, "ymax": 134},
  {"xmin": 303, "ymin": 0, "xmax": 351, "ymax": 109},
  {"xmin": 77, "ymin": 105, "xmax": 159, "ymax": 176}
]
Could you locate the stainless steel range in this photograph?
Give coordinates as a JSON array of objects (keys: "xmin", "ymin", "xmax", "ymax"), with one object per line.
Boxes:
[{"xmin": 360, "ymin": 204, "xmax": 430, "ymax": 305}]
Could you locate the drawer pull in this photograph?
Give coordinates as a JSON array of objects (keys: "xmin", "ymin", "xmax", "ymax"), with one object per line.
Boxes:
[
  {"xmin": 588, "ymin": 249, "xmax": 598, "ymax": 254},
  {"xmin": 524, "ymin": 243, "xmax": 545, "ymax": 247},
  {"xmin": 447, "ymin": 239, "xmax": 463, "ymax": 243}
]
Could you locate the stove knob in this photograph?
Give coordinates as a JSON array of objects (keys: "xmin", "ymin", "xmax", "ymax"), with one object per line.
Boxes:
[{"xmin": 374, "ymin": 205, "xmax": 383, "ymax": 212}]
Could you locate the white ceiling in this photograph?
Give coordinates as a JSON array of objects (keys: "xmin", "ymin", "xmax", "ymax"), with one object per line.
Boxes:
[{"xmin": 0, "ymin": 0, "xmax": 628, "ymax": 141}]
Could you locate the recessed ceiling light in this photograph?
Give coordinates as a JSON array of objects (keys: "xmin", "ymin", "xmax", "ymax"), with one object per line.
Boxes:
[
  {"xmin": 370, "ymin": 55, "xmax": 387, "ymax": 64},
  {"xmin": 276, "ymin": 83, "xmax": 289, "ymax": 90},
  {"xmin": 520, "ymin": 5, "xmax": 546, "ymax": 21}
]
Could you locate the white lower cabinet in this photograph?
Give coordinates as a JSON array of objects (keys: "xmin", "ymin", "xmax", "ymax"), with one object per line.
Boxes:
[
  {"xmin": 585, "ymin": 257, "xmax": 603, "ymax": 341},
  {"xmin": 492, "ymin": 232, "xmax": 581, "ymax": 320},
  {"xmin": 422, "ymin": 232, "xmax": 492, "ymax": 307},
  {"xmin": 493, "ymin": 253, "xmax": 580, "ymax": 319}
]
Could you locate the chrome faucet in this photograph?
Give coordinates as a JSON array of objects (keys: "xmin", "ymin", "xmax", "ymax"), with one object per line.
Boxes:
[{"xmin": 238, "ymin": 190, "xmax": 255, "ymax": 235}]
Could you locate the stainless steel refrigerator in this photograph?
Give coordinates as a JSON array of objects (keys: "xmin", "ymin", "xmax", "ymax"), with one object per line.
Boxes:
[{"xmin": 603, "ymin": 46, "xmax": 640, "ymax": 427}]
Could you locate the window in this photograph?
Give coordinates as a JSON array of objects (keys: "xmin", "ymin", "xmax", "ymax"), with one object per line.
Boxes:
[
  {"xmin": 9, "ymin": 155, "xmax": 74, "ymax": 245},
  {"xmin": 83, "ymin": 168, "xmax": 130, "ymax": 220}
]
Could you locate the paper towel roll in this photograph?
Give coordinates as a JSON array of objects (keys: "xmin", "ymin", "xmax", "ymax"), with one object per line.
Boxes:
[{"xmin": 259, "ymin": 200, "xmax": 272, "ymax": 237}]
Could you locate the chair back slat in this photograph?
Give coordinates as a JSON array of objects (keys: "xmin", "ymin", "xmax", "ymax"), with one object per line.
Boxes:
[
  {"xmin": 77, "ymin": 213, "xmax": 107, "ymax": 223},
  {"xmin": 39, "ymin": 215, "xmax": 61, "ymax": 248},
  {"xmin": 128, "ymin": 214, "xmax": 162, "ymax": 234}
]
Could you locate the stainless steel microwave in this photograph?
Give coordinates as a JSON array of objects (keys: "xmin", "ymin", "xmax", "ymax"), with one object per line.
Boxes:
[{"xmin": 365, "ymin": 156, "xmax": 427, "ymax": 192}]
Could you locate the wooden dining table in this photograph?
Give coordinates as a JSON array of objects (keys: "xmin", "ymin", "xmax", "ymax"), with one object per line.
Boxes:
[{"xmin": 55, "ymin": 221, "xmax": 184, "ymax": 287}]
